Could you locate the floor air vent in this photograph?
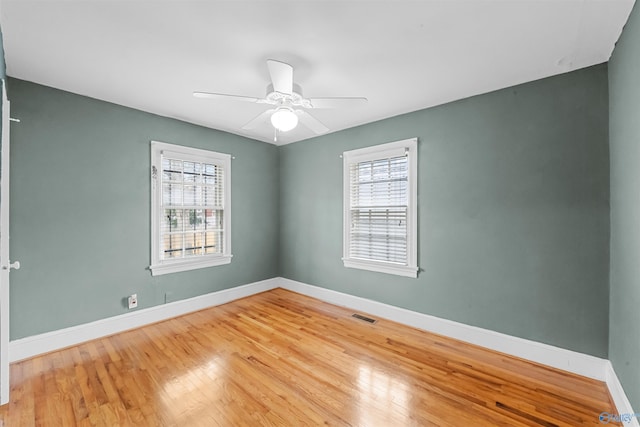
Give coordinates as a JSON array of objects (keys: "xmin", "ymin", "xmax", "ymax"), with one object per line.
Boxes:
[{"xmin": 352, "ymin": 313, "xmax": 377, "ymax": 324}]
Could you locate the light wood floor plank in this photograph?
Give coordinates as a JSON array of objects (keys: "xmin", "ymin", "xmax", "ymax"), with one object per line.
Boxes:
[{"xmin": 0, "ymin": 288, "xmax": 620, "ymax": 426}]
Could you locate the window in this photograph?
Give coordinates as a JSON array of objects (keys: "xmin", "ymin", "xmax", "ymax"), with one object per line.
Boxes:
[
  {"xmin": 150, "ymin": 141, "xmax": 232, "ymax": 276},
  {"xmin": 343, "ymin": 138, "xmax": 418, "ymax": 278}
]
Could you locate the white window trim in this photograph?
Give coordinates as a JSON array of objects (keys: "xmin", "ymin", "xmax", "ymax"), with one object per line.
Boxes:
[
  {"xmin": 149, "ymin": 141, "xmax": 232, "ymax": 276},
  {"xmin": 342, "ymin": 138, "xmax": 418, "ymax": 278}
]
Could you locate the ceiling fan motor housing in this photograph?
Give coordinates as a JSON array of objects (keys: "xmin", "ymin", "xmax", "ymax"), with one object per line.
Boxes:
[{"xmin": 264, "ymin": 83, "xmax": 311, "ymax": 108}]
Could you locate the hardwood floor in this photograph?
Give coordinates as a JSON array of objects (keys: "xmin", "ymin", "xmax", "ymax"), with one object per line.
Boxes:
[{"xmin": 0, "ymin": 288, "xmax": 619, "ymax": 426}]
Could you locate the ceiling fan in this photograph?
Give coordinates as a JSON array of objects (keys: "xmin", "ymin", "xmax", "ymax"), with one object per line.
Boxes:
[{"xmin": 193, "ymin": 60, "xmax": 367, "ymax": 140}]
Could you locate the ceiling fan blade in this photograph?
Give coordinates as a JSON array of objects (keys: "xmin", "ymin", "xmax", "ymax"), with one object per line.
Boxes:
[
  {"xmin": 193, "ymin": 91, "xmax": 261, "ymax": 103},
  {"xmin": 296, "ymin": 110, "xmax": 329, "ymax": 134},
  {"xmin": 307, "ymin": 97, "xmax": 368, "ymax": 109},
  {"xmin": 241, "ymin": 109, "xmax": 275, "ymax": 130},
  {"xmin": 267, "ymin": 59, "xmax": 293, "ymax": 95}
]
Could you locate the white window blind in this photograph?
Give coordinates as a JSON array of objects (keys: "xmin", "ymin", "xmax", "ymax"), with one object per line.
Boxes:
[
  {"xmin": 343, "ymin": 138, "xmax": 418, "ymax": 278},
  {"xmin": 150, "ymin": 141, "xmax": 232, "ymax": 276},
  {"xmin": 161, "ymin": 158, "xmax": 225, "ymax": 259},
  {"xmin": 349, "ymin": 155, "xmax": 408, "ymax": 264}
]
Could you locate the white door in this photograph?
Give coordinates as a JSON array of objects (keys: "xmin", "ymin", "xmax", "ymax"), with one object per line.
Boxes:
[{"xmin": 0, "ymin": 80, "xmax": 19, "ymax": 405}]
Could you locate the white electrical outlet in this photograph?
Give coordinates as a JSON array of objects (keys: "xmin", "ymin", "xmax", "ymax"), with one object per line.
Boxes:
[{"xmin": 128, "ymin": 293, "xmax": 138, "ymax": 309}]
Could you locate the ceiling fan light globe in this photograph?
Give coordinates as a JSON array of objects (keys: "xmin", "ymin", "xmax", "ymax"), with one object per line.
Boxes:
[{"xmin": 271, "ymin": 108, "xmax": 298, "ymax": 132}]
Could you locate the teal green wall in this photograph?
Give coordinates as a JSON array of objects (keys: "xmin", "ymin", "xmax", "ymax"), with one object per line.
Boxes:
[
  {"xmin": 5, "ymin": 52, "xmax": 614, "ymax": 369},
  {"xmin": 1, "ymin": 25, "xmax": 5, "ymax": 278},
  {"xmin": 279, "ymin": 65, "xmax": 610, "ymax": 357},
  {"xmin": 1, "ymin": 24, "xmax": 5, "ymax": 171},
  {"xmin": 0, "ymin": 24, "xmax": 5, "ymax": 80},
  {"xmin": 609, "ymin": 1, "xmax": 640, "ymax": 411},
  {"xmin": 8, "ymin": 78, "xmax": 279, "ymax": 339}
]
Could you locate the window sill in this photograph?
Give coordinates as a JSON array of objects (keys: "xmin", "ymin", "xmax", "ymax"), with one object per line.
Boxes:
[
  {"xmin": 150, "ymin": 255, "xmax": 232, "ymax": 276},
  {"xmin": 343, "ymin": 258, "xmax": 418, "ymax": 278}
]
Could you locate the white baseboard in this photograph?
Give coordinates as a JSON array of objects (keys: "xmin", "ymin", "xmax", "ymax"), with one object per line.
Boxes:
[
  {"xmin": 9, "ymin": 275, "xmax": 635, "ymax": 421},
  {"xmin": 605, "ymin": 362, "xmax": 640, "ymax": 426},
  {"xmin": 278, "ymin": 278, "xmax": 609, "ymax": 381},
  {"xmin": 9, "ymin": 277, "xmax": 279, "ymax": 362}
]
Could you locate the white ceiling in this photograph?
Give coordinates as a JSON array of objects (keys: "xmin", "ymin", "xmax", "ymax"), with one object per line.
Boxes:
[{"xmin": 0, "ymin": 0, "xmax": 635, "ymax": 145}]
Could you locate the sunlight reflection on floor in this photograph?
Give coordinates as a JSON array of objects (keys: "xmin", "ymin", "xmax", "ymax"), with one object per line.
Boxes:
[
  {"xmin": 161, "ymin": 357, "xmax": 225, "ymax": 422},
  {"xmin": 357, "ymin": 364, "xmax": 412, "ymax": 425}
]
